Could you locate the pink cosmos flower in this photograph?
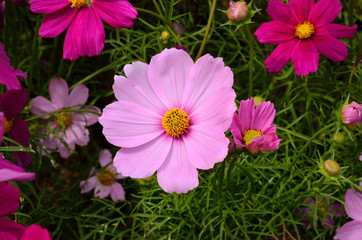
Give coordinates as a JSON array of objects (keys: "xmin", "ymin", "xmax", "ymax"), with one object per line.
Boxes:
[
  {"xmin": 80, "ymin": 149, "xmax": 126, "ymax": 201},
  {"xmin": 0, "ymin": 156, "xmax": 35, "ymax": 182},
  {"xmin": 29, "ymin": 0, "xmax": 137, "ymax": 60},
  {"xmin": 230, "ymin": 97, "xmax": 282, "ymax": 154},
  {"xmin": 0, "ymin": 43, "xmax": 26, "ymax": 90},
  {"xmin": 0, "ymin": 89, "xmax": 31, "ymax": 167},
  {"xmin": 20, "ymin": 225, "xmax": 51, "ymax": 240},
  {"xmin": 99, "ymin": 48, "xmax": 237, "ymax": 194},
  {"xmin": 341, "ymin": 101, "xmax": 362, "ymax": 128},
  {"xmin": 334, "ymin": 184, "xmax": 362, "ymax": 240},
  {"xmin": 29, "ymin": 77, "xmax": 100, "ymax": 158},
  {"xmin": 255, "ymin": 0, "xmax": 357, "ymax": 76}
]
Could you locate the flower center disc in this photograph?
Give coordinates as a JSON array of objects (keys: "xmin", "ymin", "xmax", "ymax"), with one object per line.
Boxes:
[
  {"xmin": 97, "ymin": 168, "xmax": 115, "ymax": 185},
  {"xmin": 162, "ymin": 108, "xmax": 189, "ymax": 137},
  {"xmin": 243, "ymin": 129, "xmax": 262, "ymax": 145},
  {"xmin": 69, "ymin": 0, "xmax": 88, "ymax": 8},
  {"xmin": 295, "ymin": 21, "xmax": 315, "ymax": 39},
  {"xmin": 54, "ymin": 112, "xmax": 72, "ymax": 127},
  {"xmin": 3, "ymin": 117, "xmax": 13, "ymax": 134}
]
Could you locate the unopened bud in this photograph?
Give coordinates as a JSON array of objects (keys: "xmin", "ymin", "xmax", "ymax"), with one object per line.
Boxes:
[
  {"xmin": 341, "ymin": 101, "xmax": 362, "ymax": 128},
  {"xmin": 253, "ymin": 96, "xmax": 265, "ymax": 107},
  {"xmin": 161, "ymin": 30, "xmax": 169, "ymax": 40},
  {"xmin": 323, "ymin": 159, "xmax": 340, "ymax": 175},
  {"xmin": 227, "ymin": 1, "xmax": 249, "ymax": 22},
  {"xmin": 332, "ymin": 132, "xmax": 345, "ymax": 144}
]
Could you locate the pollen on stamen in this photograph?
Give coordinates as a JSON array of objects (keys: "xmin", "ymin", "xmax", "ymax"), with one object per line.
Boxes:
[
  {"xmin": 243, "ymin": 129, "xmax": 263, "ymax": 145},
  {"xmin": 69, "ymin": 0, "xmax": 88, "ymax": 8},
  {"xmin": 295, "ymin": 21, "xmax": 315, "ymax": 39},
  {"xmin": 97, "ymin": 168, "xmax": 116, "ymax": 185},
  {"xmin": 3, "ymin": 117, "xmax": 13, "ymax": 134},
  {"xmin": 162, "ymin": 108, "xmax": 190, "ymax": 138}
]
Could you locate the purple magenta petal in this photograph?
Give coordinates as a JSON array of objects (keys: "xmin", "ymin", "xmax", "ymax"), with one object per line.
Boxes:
[
  {"xmin": 110, "ymin": 182, "xmax": 126, "ymax": 201},
  {"xmin": 237, "ymin": 98, "xmax": 255, "ymax": 131},
  {"xmin": 20, "ymin": 225, "xmax": 51, "ymax": 240},
  {"xmin": 289, "ymin": 0, "xmax": 314, "ymax": 23},
  {"xmin": 0, "ymin": 89, "xmax": 27, "ymax": 119},
  {"xmin": 253, "ymin": 101, "xmax": 276, "ymax": 131},
  {"xmin": 255, "ymin": 21, "xmax": 295, "ymax": 45},
  {"xmin": 308, "ymin": 0, "xmax": 341, "ymax": 28},
  {"xmin": 0, "ymin": 58, "xmax": 22, "ymax": 90},
  {"xmin": 230, "ymin": 113, "xmax": 244, "ymax": 148},
  {"xmin": 319, "ymin": 24, "xmax": 357, "ymax": 39},
  {"xmin": 30, "ymin": 0, "xmax": 70, "ymax": 14},
  {"xmin": 10, "ymin": 118, "xmax": 31, "ymax": 167},
  {"xmin": 291, "ymin": 39, "xmax": 319, "ymax": 76},
  {"xmin": 0, "ymin": 112, "xmax": 3, "ymax": 143},
  {"xmin": 266, "ymin": 0, "xmax": 297, "ymax": 26},
  {"xmin": 0, "ymin": 182, "xmax": 20, "ymax": 218},
  {"xmin": 0, "ymin": 156, "xmax": 35, "ymax": 181},
  {"xmin": 0, "ymin": 218, "xmax": 26, "ymax": 240},
  {"xmin": 312, "ymin": 33, "xmax": 348, "ymax": 62},
  {"xmin": 265, "ymin": 38, "xmax": 299, "ymax": 73}
]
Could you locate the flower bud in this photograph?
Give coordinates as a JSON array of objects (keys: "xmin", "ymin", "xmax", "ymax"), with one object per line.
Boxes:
[
  {"xmin": 161, "ymin": 30, "xmax": 169, "ymax": 40},
  {"xmin": 323, "ymin": 159, "xmax": 340, "ymax": 175},
  {"xmin": 332, "ymin": 132, "xmax": 345, "ymax": 144},
  {"xmin": 341, "ymin": 101, "xmax": 362, "ymax": 128},
  {"xmin": 253, "ymin": 96, "xmax": 265, "ymax": 107},
  {"xmin": 172, "ymin": 22, "xmax": 185, "ymax": 35},
  {"xmin": 227, "ymin": 1, "xmax": 249, "ymax": 22},
  {"xmin": 174, "ymin": 45, "xmax": 188, "ymax": 53}
]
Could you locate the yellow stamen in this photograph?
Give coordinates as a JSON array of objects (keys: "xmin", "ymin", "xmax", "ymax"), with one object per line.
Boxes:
[
  {"xmin": 69, "ymin": 0, "xmax": 88, "ymax": 8},
  {"xmin": 162, "ymin": 108, "xmax": 189, "ymax": 138},
  {"xmin": 295, "ymin": 21, "xmax": 315, "ymax": 39},
  {"xmin": 317, "ymin": 201, "xmax": 329, "ymax": 212},
  {"xmin": 54, "ymin": 112, "xmax": 72, "ymax": 127},
  {"xmin": 3, "ymin": 117, "xmax": 13, "ymax": 134},
  {"xmin": 97, "ymin": 168, "xmax": 115, "ymax": 185},
  {"xmin": 243, "ymin": 129, "xmax": 263, "ymax": 145}
]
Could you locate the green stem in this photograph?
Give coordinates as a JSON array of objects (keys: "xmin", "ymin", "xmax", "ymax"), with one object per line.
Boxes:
[
  {"xmin": 195, "ymin": 0, "xmax": 217, "ymax": 61},
  {"xmin": 25, "ymin": 108, "xmax": 101, "ymax": 122},
  {"xmin": 246, "ymin": 25, "xmax": 254, "ymax": 96}
]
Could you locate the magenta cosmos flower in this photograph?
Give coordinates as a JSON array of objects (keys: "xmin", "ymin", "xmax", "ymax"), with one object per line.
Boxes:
[
  {"xmin": 99, "ymin": 48, "xmax": 237, "ymax": 194},
  {"xmin": 29, "ymin": 77, "xmax": 100, "ymax": 158},
  {"xmin": 341, "ymin": 101, "xmax": 362, "ymax": 128},
  {"xmin": 334, "ymin": 184, "xmax": 362, "ymax": 240},
  {"xmin": 0, "ymin": 89, "xmax": 31, "ymax": 167},
  {"xmin": 80, "ymin": 149, "xmax": 126, "ymax": 201},
  {"xmin": 230, "ymin": 98, "xmax": 282, "ymax": 154},
  {"xmin": 0, "ymin": 43, "xmax": 26, "ymax": 90},
  {"xmin": 255, "ymin": 0, "xmax": 357, "ymax": 76},
  {"xmin": 30, "ymin": 0, "xmax": 137, "ymax": 60}
]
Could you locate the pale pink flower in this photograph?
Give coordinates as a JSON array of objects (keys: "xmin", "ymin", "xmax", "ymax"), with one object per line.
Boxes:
[
  {"xmin": 334, "ymin": 184, "xmax": 362, "ymax": 240},
  {"xmin": 99, "ymin": 48, "xmax": 236, "ymax": 193},
  {"xmin": 255, "ymin": 0, "xmax": 357, "ymax": 76},
  {"xmin": 30, "ymin": 0, "xmax": 137, "ymax": 61},
  {"xmin": 230, "ymin": 97, "xmax": 282, "ymax": 154},
  {"xmin": 80, "ymin": 149, "xmax": 125, "ymax": 201},
  {"xmin": 29, "ymin": 77, "xmax": 100, "ymax": 158},
  {"xmin": 227, "ymin": 1, "xmax": 248, "ymax": 22},
  {"xmin": 341, "ymin": 101, "xmax": 362, "ymax": 128}
]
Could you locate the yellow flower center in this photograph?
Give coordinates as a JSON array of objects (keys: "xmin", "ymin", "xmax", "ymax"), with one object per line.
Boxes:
[
  {"xmin": 97, "ymin": 168, "xmax": 116, "ymax": 185},
  {"xmin": 54, "ymin": 112, "xmax": 72, "ymax": 127},
  {"xmin": 317, "ymin": 201, "xmax": 329, "ymax": 212},
  {"xmin": 3, "ymin": 117, "xmax": 13, "ymax": 134},
  {"xmin": 295, "ymin": 21, "xmax": 315, "ymax": 39},
  {"xmin": 69, "ymin": 0, "xmax": 88, "ymax": 8},
  {"xmin": 162, "ymin": 108, "xmax": 189, "ymax": 138},
  {"xmin": 243, "ymin": 129, "xmax": 263, "ymax": 145}
]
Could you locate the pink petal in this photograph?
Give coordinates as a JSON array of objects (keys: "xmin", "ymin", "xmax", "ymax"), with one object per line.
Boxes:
[
  {"xmin": 39, "ymin": 7, "xmax": 77, "ymax": 38},
  {"xmin": 10, "ymin": 119, "xmax": 31, "ymax": 167},
  {"xmin": 148, "ymin": 48, "xmax": 194, "ymax": 108},
  {"xmin": 246, "ymin": 131, "xmax": 282, "ymax": 153},
  {"xmin": 94, "ymin": 184, "xmax": 111, "ymax": 198},
  {"xmin": 312, "ymin": 33, "xmax": 348, "ymax": 62},
  {"xmin": 49, "ymin": 77, "xmax": 69, "ymax": 108},
  {"xmin": 265, "ymin": 38, "xmax": 298, "ymax": 72},
  {"xmin": 344, "ymin": 189, "xmax": 362, "ymax": 221},
  {"xmin": 0, "ymin": 112, "xmax": 3, "ymax": 143},
  {"xmin": 255, "ymin": 21, "xmax": 295, "ymax": 44},
  {"xmin": 183, "ymin": 125, "xmax": 229, "ymax": 170},
  {"xmin": 334, "ymin": 220, "xmax": 362, "ymax": 240},
  {"xmin": 30, "ymin": 0, "xmax": 70, "ymax": 14},
  {"xmin": 99, "ymin": 149, "xmax": 112, "ymax": 167},
  {"xmin": 29, "ymin": 96, "xmax": 57, "ymax": 117},
  {"xmin": 114, "ymin": 133, "xmax": 171, "ymax": 178},
  {"xmin": 237, "ymin": 98, "xmax": 255, "ymax": 131},
  {"xmin": 266, "ymin": 0, "xmax": 297, "ymax": 26},
  {"xmin": 0, "ymin": 183, "xmax": 20, "ymax": 218},
  {"xmin": 99, "ymin": 101, "xmax": 163, "ymax": 148},
  {"xmin": 182, "ymin": 53, "xmax": 233, "ymax": 112},
  {"xmin": 0, "ymin": 59, "xmax": 22, "ymax": 90},
  {"xmin": 229, "ymin": 113, "xmax": 244, "ymax": 148},
  {"xmin": 69, "ymin": 84, "xmax": 89, "ymax": 106},
  {"xmin": 63, "ymin": 6, "xmax": 105, "ymax": 60},
  {"xmin": 66, "ymin": 123, "xmax": 89, "ymax": 147},
  {"xmin": 20, "ymin": 225, "xmax": 51, "ymax": 240},
  {"xmin": 110, "ymin": 182, "xmax": 126, "ymax": 201},
  {"xmin": 291, "ymin": 39, "xmax": 319, "ymax": 76},
  {"xmin": 157, "ymin": 140, "xmax": 199, "ymax": 194},
  {"xmin": 0, "ymin": 157, "xmax": 35, "ymax": 181},
  {"xmin": 252, "ymin": 101, "xmax": 276, "ymax": 131},
  {"xmin": 0, "ymin": 218, "xmax": 26, "ymax": 240},
  {"xmin": 308, "ymin": 0, "xmax": 341, "ymax": 28},
  {"xmin": 92, "ymin": 0, "xmax": 137, "ymax": 28},
  {"xmin": 80, "ymin": 175, "xmax": 98, "ymax": 193},
  {"xmin": 70, "ymin": 106, "xmax": 100, "ymax": 126},
  {"xmin": 289, "ymin": 0, "xmax": 314, "ymax": 23},
  {"xmin": 319, "ymin": 24, "xmax": 357, "ymax": 39},
  {"xmin": 0, "ymin": 89, "xmax": 27, "ymax": 120}
]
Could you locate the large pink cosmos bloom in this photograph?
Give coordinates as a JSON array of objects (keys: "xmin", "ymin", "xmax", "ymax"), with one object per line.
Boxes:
[
  {"xmin": 80, "ymin": 149, "xmax": 126, "ymax": 201},
  {"xmin": 29, "ymin": 77, "xmax": 100, "ymax": 158},
  {"xmin": 99, "ymin": 48, "xmax": 237, "ymax": 194},
  {"xmin": 341, "ymin": 101, "xmax": 362, "ymax": 128},
  {"xmin": 334, "ymin": 184, "xmax": 362, "ymax": 240},
  {"xmin": 230, "ymin": 98, "xmax": 282, "ymax": 154},
  {"xmin": 255, "ymin": 0, "xmax": 357, "ymax": 76},
  {"xmin": 30, "ymin": 0, "xmax": 137, "ymax": 61},
  {"xmin": 0, "ymin": 43, "xmax": 26, "ymax": 90}
]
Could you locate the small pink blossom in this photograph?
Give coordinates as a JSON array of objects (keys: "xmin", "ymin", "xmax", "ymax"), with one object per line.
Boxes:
[
  {"xmin": 341, "ymin": 101, "xmax": 362, "ymax": 128},
  {"xmin": 29, "ymin": 77, "xmax": 100, "ymax": 158},
  {"xmin": 255, "ymin": 0, "xmax": 357, "ymax": 76},
  {"xmin": 230, "ymin": 97, "xmax": 282, "ymax": 154},
  {"xmin": 30, "ymin": 0, "xmax": 137, "ymax": 60},
  {"xmin": 227, "ymin": 1, "xmax": 249, "ymax": 22},
  {"xmin": 80, "ymin": 149, "xmax": 126, "ymax": 202}
]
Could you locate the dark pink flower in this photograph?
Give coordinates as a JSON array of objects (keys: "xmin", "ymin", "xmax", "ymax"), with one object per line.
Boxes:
[
  {"xmin": 0, "ymin": 156, "xmax": 35, "ymax": 181},
  {"xmin": 341, "ymin": 101, "xmax": 362, "ymax": 128},
  {"xmin": 0, "ymin": 89, "xmax": 30, "ymax": 167},
  {"xmin": 230, "ymin": 97, "xmax": 282, "ymax": 153},
  {"xmin": 255, "ymin": 0, "xmax": 357, "ymax": 76},
  {"xmin": 0, "ymin": 43, "xmax": 26, "ymax": 90},
  {"xmin": 20, "ymin": 225, "xmax": 51, "ymax": 240},
  {"xmin": 30, "ymin": 0, "xmax": 138, "ymax": 60}
]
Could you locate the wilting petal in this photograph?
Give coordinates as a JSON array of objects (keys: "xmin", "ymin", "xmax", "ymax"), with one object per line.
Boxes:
[
  {"xmin": 291, "ymin": 39, "xmax": 319, "ymax": 76},
  {"xmin": 94, "ymin": 184, "xmax": 111, "ymax": 198}
]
